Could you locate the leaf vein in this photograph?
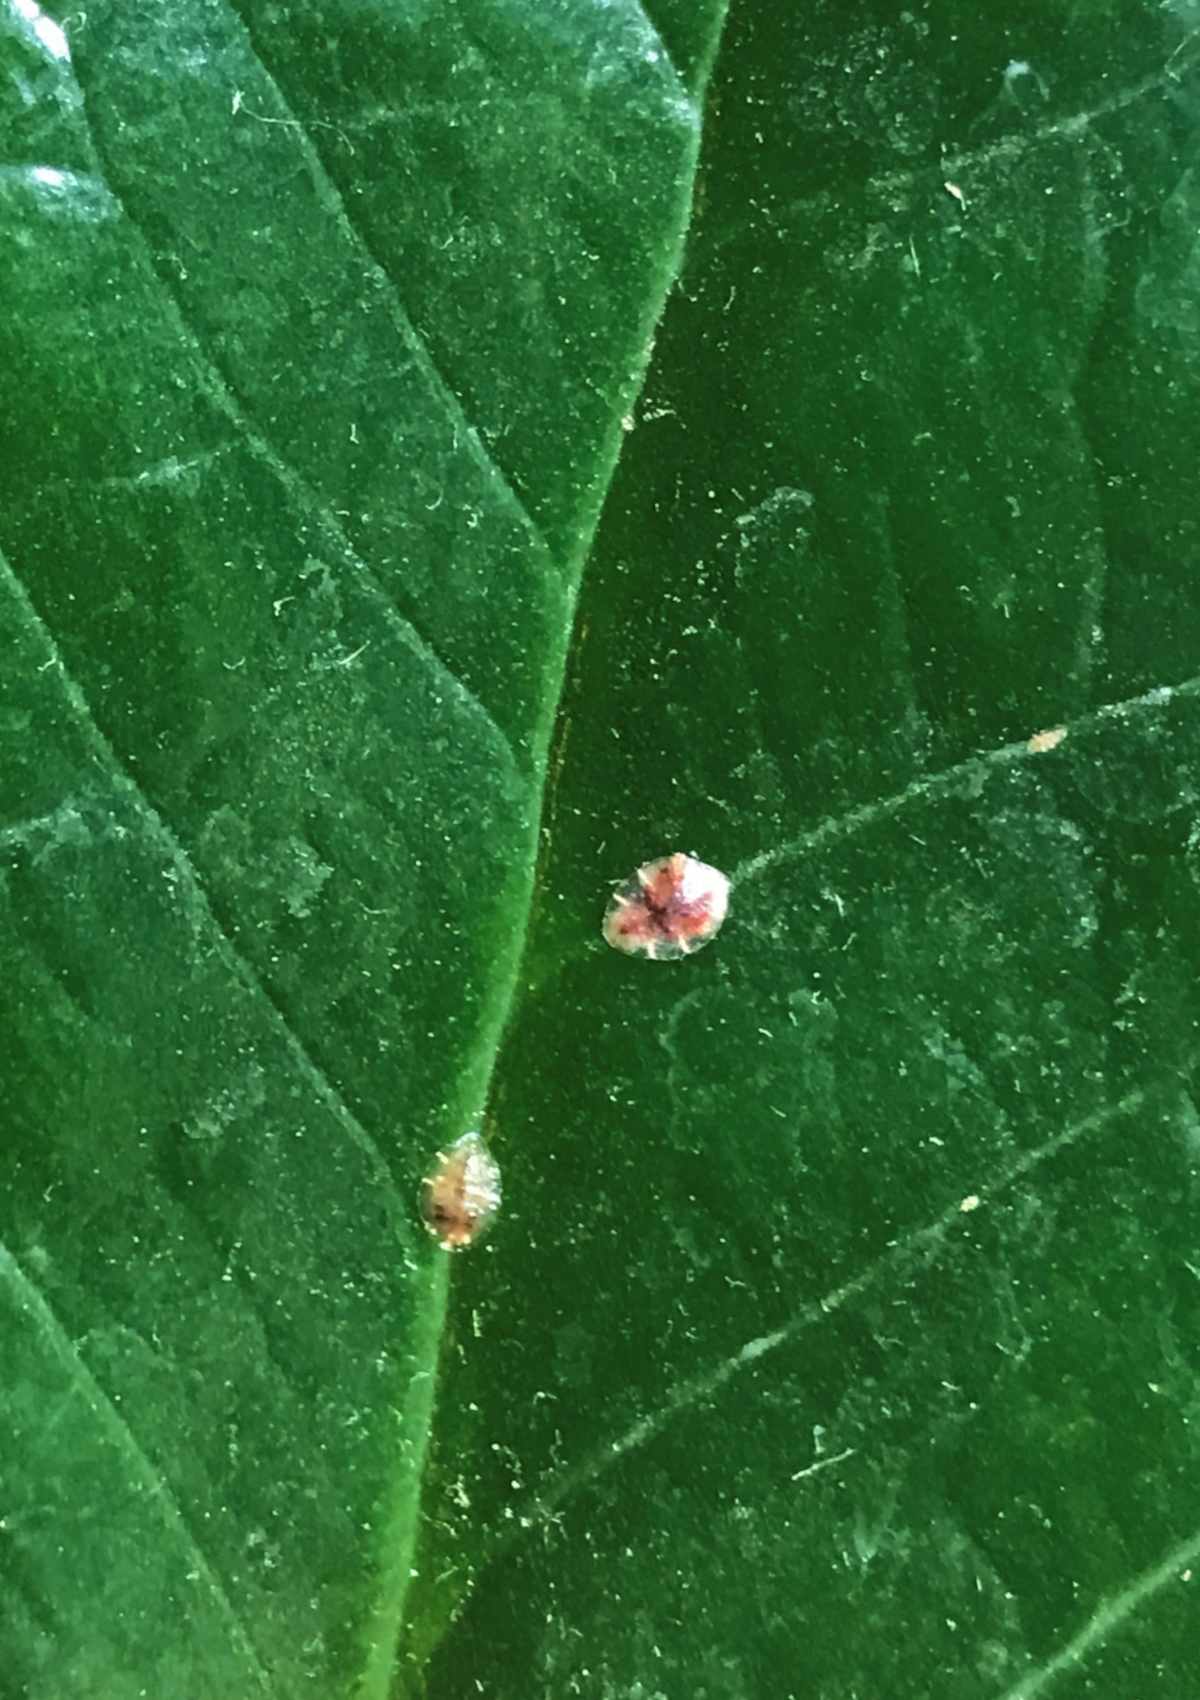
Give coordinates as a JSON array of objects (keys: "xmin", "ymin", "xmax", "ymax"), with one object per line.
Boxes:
[
  {"xmin": 734, "ymin": 671, "xmax": 1200, "ymax": 886},
  {"xmin": 219, "ymin": 0, "xmax": 560, "ymax": 576},
  {"xmin": 0, "ymin": 546, "xmax": 407, "ymax": 1213},
  {"xmin": 623, "ymin": 0, "xmax": 687, "ymax": 95},
  {"xmin": 514, "ymin": 1084, "xmax": 1153, "ymax": 1535},
  {"xmin": 994, "ymin": 1520, "xmax": 1200, "ymax": 1700},
  {"xmin": 710, "ymin": 51, "xmax": 1200, "ymax": 253},
  {"xmin": 0, "ymin": 1241, "xmax": 272, "ymax": 1691},
  {"xmin": 68, "ymin": 64, "xmax": 522, "ymax": 777}
]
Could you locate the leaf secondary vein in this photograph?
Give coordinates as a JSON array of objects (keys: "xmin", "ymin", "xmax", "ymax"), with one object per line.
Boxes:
[
  {"xmin": 623, "ymin": 0, "xmax": 688, "ymax": 95},
  {"xmin": 708, "ymin": 49, "xmax": 1200, "ymax": 256},
  {"xmin": 0, "ymin": 1241, "xmax": 272, "ymax": 1689},
  {"xmin": 735, "ymin": 671, "xmax": 1200, "ymax": 886},
  {"xmin": 501, "ymin": 1082, "xmax": 1158, "ymax": 1547},
  {"xmin": 994, "ymin": 1518, "xmax": 1200, "ymax": 1700},
  {"xmin": 68, "ymin": 67, "xmax": 523, "ymax": 776},
  {"xmin": 219, "ymin": 0, "xmax": 561, "ymax": 574},
  {"xmin": 0, "ymin": 546, "xmax": 406, "ymax": 1216}
]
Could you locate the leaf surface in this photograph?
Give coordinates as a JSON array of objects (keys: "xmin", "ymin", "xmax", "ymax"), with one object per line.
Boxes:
[
  {"xmin": 414, "ymin": 5, "xmax": 1200, "ymax": 1697},
  {"xmin": 5, "ymin": 2, "xmax": 1200, "ymax": 1698},
  {"xmin": 0, "ymin": 0, "xmax": 715, "ymax": 1691}
]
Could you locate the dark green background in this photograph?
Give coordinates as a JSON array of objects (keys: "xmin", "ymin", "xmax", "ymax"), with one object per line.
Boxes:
[{"xmin": 3, "ymin": 0, "xmax": 1200, "ymax": 1696}]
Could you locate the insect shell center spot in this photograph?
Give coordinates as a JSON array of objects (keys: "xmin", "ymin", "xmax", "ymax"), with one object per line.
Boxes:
[{"xmin": 602, "ymin": 852, "xmax": 730, "ymax": 961}]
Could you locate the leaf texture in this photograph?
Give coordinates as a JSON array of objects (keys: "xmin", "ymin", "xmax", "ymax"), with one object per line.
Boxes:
[{"xmin": 6, "ymin": 2, "xmax": 1200, "ymax": 1698}]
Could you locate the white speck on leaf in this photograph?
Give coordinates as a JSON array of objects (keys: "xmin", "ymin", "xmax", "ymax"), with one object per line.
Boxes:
[{"xmin": 1028, "ymin": 726, "xmax": 1067, "ymax": 753}]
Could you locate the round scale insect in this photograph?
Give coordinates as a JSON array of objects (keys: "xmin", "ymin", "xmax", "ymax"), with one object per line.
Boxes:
[
  {"xmin": 602, "ymin": 851, "xmax": 730, "ymax": 961},
  {"xmin": 421, "ymin": 1131, "xmax": 502, "ymax": 1251}
]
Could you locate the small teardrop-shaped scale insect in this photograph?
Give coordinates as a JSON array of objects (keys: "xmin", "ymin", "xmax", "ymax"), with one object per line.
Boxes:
[
  {"xmin": 602, "ymin": 851, "xmax": 731, "ymax": 961},
  {"xmin": 421, "ymin": 1131, "xmax": 502, "ymax": 1251}
]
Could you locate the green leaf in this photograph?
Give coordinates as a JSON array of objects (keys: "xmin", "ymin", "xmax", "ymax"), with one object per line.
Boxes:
[
  {"xmin": 5, "ymin": 2, "xmax": 1200, "ymax": 1698},
  {"xmin": 1, "ymin": 0, "xmax": 716, "ymax": 1691}
]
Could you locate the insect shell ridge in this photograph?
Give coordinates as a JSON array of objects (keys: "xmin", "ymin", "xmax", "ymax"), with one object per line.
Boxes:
[{"xmin": 421, "ymin": 1129, "xmax": 502, "ymax": 1251}]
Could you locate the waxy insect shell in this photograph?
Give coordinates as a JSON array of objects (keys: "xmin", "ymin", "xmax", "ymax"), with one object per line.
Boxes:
[
  {"xmin": 421, "ymin": 1131, "xmax": 502, "ymax": 1251},
  {"xmin": 602, "ymin": 851, "xmax": 731, "ymax": 961}
]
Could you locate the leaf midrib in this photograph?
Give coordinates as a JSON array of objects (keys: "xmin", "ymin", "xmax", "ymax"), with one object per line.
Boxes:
[
  {"xmin": 19, "ymin": 1, "xmax": 729, "ymax": 1688},
  {"xmin": 376, "ymin": 5, "xmax": 735, "ymax": 1688}
]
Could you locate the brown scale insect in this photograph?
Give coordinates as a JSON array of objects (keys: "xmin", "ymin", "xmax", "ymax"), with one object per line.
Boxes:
[
  {"xmin": 421, "ymin": 1131, "xmax": 502, "ymax": 1251},
  {"xmin": 602, "ymin": 851, "xmax": 731, "ymax": 961}
]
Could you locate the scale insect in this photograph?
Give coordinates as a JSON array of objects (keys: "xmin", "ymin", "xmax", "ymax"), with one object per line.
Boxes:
[
  {"xmin": 602, "ymin": 851, "xmax": 731, "ymax": 961},
  {"xmin": 421, "ymin": 1131, "xmax": 502, "ymax": 1251}
]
